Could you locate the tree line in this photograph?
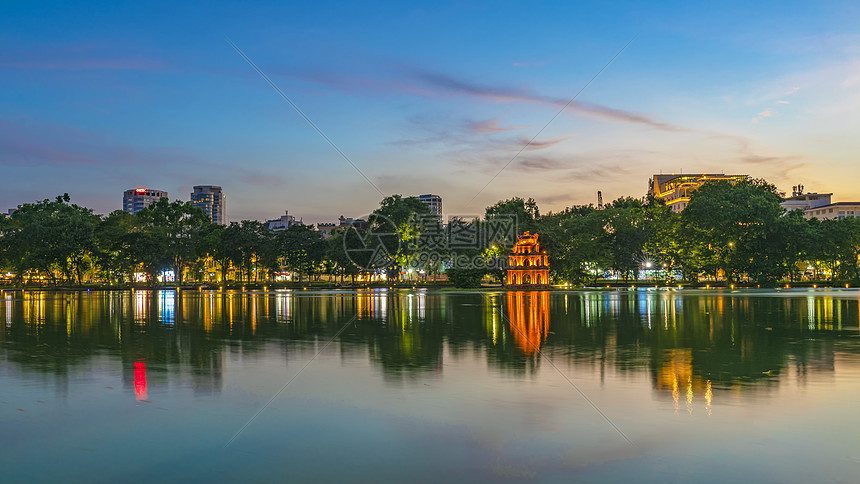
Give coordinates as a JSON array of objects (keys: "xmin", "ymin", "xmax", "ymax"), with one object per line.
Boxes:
[{"xmin": 1, "ymin": 179, "xmax": 858, "ymax": 287}]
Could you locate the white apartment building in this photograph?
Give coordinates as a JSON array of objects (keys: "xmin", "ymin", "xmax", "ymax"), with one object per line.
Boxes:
[{"xmin": 805, "ymin": 202, "xmax": 860, "ymax": 220}]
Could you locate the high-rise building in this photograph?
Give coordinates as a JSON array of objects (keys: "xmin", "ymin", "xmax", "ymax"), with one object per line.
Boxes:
[
  {"xmin": 648, "ymin": 174, "xmax": 747, "ymax": 212},
  {"xmin": 191, "ymin": 185, "xmax": 226, "ymax": 224},
  {"xmin": 418, "ymin": 194, "xmax": 443, "ymax": 219},
  {"xmin": 123, "ymin": 188, "xmax": 168, "ymax": 215}
]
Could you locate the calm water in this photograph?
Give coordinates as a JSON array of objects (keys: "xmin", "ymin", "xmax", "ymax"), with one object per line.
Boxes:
[{"xmin": 2, "ymin": 288, "xmax": 860, "ymax": 483}]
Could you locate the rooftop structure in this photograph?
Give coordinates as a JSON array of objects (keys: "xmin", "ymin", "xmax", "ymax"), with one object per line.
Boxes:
[{"xmin": 780, "ymin": 187, "xmax": 832, "ymax": 212}]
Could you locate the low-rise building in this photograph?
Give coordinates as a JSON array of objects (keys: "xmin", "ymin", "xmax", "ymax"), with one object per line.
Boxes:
[
  {"xmin": 780, "ymin": 185, "xmax": 831, "ymax": 212},
  {"xmin": 317, "ymin": 223, "xmax": 338, "ymax": 238},
  {"xmin": 805, "ymin": 202, "xmax": 860, "ymax": 220},
  {"xmin": 265, "ymin": 211, "xmax": 300, "ymax": 232},
  {"xmin": 316, "ymin": 216, "xmax": 368, "ymax": 238}
]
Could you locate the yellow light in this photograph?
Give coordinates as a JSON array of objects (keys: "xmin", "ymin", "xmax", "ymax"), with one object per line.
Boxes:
[{"xmin": 730, "ymin": 284, "xmax": 734, "ymax": 289}]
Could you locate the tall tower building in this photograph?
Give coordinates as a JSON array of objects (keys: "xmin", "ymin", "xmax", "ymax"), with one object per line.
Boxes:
[
  {"xmin": 123, "ymin": 188, "xmax": 168, "ymax": 215},
  {"xmin": 418, "ymin": 194, "xmax": 443, "ymax": 219},
  {"xmin": 191, "ymin": 185, "xmax": 226, "ymax": 224}
]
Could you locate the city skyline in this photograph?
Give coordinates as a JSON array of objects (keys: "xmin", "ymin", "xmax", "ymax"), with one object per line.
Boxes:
[{"xmin": 2, "ymin": 1, "xmax": 859, "ymax": 223}]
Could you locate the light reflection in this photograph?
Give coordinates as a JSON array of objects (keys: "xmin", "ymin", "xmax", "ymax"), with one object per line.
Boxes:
[
  {"xmin": 357, "ymin": 289, "xmax": 388, "ymax": 320},
  {"xmin": 506, "ymin": 291, "xmax": 550, "ymax": 355},
  {"xmin": 158, "ymin": 290, "xmax": 175, "ymax": 325},
  {"xmin": 2, "ymin": 289, "xmax": 859, "ymax": 408},
  {"xmin": 134, "ymin": 361, "xmax": 148, "ymax": 401},
  {"xmin": 275, "ymin": 290, "xmax": 292, "ymax": 323},
  {"xmin": 705, "ymin": 380, "xmax": 713, "ymax": 416},
  {"xmin": 134, "ymin": 291, "xmax": 149, "ymax": 323}
]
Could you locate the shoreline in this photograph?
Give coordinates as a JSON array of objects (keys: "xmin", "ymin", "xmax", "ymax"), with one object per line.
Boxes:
[{"xmin": 0, "ymin": 281, "xmax": 854, "ymax": 292}]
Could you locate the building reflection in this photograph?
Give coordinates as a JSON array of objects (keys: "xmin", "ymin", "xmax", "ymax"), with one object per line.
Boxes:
[
  {"xmin": 0, "ymin": 289, "xmax": 858, "ymax": 403},
  {"xmin": 505, "ymin": 291, "xmax": 550, "ymax": 355},
  {"xmin": 654, "ymin": 349, "xmax": 711, "ymax": 415}
]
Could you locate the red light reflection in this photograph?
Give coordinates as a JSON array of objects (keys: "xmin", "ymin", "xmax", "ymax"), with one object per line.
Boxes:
[{"xmin": 134, "ymin": 361, "xmax": 148, "ymax": 401}]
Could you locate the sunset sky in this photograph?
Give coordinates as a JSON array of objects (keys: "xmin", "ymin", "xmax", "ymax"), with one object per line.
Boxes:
[{"xmin": 2, "ymin": 1, "xmax": 859, "ymax": 222}]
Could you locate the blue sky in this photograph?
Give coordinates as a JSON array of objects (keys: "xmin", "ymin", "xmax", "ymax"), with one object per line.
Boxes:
[{"xmin": 2, "ymin": 1, "xmax": 859, "ymax": 222}]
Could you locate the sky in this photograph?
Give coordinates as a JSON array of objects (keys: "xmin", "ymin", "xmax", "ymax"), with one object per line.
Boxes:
[{"xmin": 2, "ymin": 0, "xmax": 859, "ymax": 223}]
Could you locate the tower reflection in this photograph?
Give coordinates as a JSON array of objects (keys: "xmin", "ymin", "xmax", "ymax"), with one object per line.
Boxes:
[{"xmin": 505, "ymin": 291, "xmax": 550, "ymax": 355}]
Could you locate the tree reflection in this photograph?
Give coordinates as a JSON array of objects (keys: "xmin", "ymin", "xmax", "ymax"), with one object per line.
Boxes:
[{"xmin": 0, "ymin": 289, "xmax": 858, "ymax": 402}]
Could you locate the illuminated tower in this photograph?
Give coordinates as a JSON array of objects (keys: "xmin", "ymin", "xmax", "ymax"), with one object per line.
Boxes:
[
  {"xmin": 123, "ymin": 188, "xmax": 168, "ymax": 215},
  {"xmin": 191, "ymin": 185, "xmax": 226, "ymax": 225},
  {"xmin": 506, "ymin": 231, "xmax": 550, "ymax": 286}
]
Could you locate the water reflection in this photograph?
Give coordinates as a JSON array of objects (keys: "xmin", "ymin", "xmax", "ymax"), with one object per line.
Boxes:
[
  {"xmin": 0, "ymin": 289, "xmax": 859, "ymax": 404},
  {"xmin": 505, "ymin": 291, "xmax": 550, "ymax": 355}
]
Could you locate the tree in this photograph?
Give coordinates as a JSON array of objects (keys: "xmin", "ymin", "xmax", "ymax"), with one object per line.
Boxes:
[
  {"xmin": 94, "ymin": 210, "xmax": 137, "ymax": 283},
  {"xmin": 538, "ymin": 206, "xmax": 610, "ymax": 284},
  {"xmin": 486, "ymin": 197, "xmax": 540, "ymax": 235},
  {"xmin": 276, "ymin": 224, "xmax": 326, "ymax": 283},
  {"xmin": 132, "ymin": 198, "xmax": 212, "ymax": 284},
  {"xmin": 682, "ymin": 178, "xmax": 785, "ymax": 284},
  {"xmin": 604, "ymin": 197, "xmax": 648, "ymax": 281},
  {"xmin": 1, "ymin": 194, "xmax": 100, "ymax": 285},
  {"xmin": 325, "ymin": 231, "xmax": 361, "ymax": 285},
  {"xmin": 370, "ymin": 195, "xmax": 433, "ymax": 281}
]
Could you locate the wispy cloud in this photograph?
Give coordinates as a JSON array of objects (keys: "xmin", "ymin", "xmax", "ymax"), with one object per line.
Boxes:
[
  {"xmin": 408, "ymin": 69, "xmax": 687, "ymax": 132},
  {"xmin": 274, "ymin": 65, "xmax": 687, "ymax": 133},
  {"xmin": 518, "ymin": 136, "xmax": 569, "ymax": 151},
  {"xmin": 751, "ymin": 107, "xmax": 777, "ymax": 124},
  {"xmin": 465, "ymin": 118, "xmax": 524, "ymax": 134}
]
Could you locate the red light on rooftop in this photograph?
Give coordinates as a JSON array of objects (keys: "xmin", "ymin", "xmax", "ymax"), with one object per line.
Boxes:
[{"xmin": 135, "ymin": 188, "xmax": 146, "ymax": 193}]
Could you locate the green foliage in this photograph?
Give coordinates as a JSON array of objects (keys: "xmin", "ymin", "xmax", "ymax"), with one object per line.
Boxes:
[
  {"xmin": 0, "ymin": 194, "xmax": 99, "ymax": 285},
  {"xmin": 2, "ymin": 187, "xmax": 860, "ymax": 288},
  {"xmin": 276, "ymin": 224, "xmax": 326, "ymax": 282},
  {"xmin": 445, "ymin": 268, "xmax": 485, "ymax": 288}
]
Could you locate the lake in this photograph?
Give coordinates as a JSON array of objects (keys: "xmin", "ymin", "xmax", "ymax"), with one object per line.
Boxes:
[{"xmin": 1, "ymin": 288, "xmax": 859, "ymax": 483}]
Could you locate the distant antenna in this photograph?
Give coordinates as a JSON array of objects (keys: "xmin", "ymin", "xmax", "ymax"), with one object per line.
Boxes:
[{"xmin": 597, "ymin": 191, "xmax": 603, "ymax": 209}]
